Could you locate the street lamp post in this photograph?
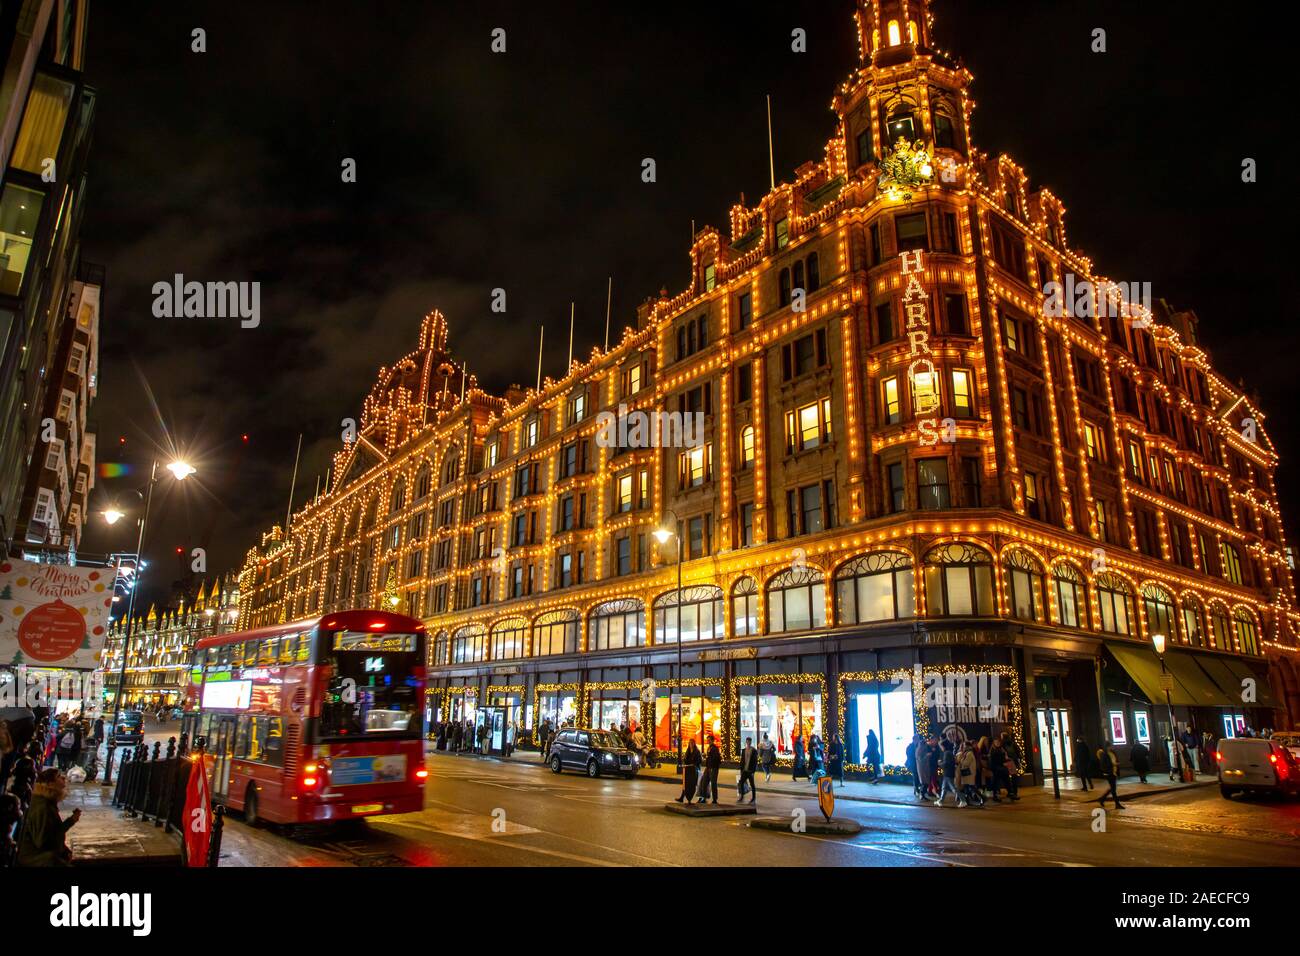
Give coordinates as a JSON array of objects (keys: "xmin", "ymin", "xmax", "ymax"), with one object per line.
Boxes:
[
  {"xmin": 1151, "ymin": 632, "xmax": 1184, "ymax": 783},
  {"xmin": 101, "ymin": 459, "xmax": 195, "ymax": 784},
  {"xmin": 654, "ymin": 516, "xmax": 684, "ymax": 772}
]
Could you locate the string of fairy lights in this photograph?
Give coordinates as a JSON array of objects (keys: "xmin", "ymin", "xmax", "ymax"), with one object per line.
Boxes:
[{"xmin": 239, "ymin": 0, "xmax": 1297, "ymax": 739}]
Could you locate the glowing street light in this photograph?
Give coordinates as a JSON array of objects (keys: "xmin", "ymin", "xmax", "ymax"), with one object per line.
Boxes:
[
  {"xmin": 166, "ymin": 460, "xmax": 196, "ymax": 481},
  {"xmin": 103, "ymin": 508, "xmax": 125, "ymax": 525}
]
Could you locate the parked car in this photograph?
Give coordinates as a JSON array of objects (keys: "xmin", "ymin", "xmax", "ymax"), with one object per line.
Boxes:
[
  {"xmin": 547, "ymin": 728, "xmax": 640, "ymax": 778},
  {"xmin": 1269, "ymin": 731, "xmax": 1300, "ymax": 761},
  {"xmin": 1218, "ymin": 737, "xmax": 1300, "ymax": 799},
  {"xmin": 113, "ymin": 711, "xmax": 145, "ymax": 746}
]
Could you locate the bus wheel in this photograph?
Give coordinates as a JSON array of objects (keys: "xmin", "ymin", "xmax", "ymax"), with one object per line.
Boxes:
[{"xmin": 244, "ymin": 785, "xmax": 261, "ymax": 826}]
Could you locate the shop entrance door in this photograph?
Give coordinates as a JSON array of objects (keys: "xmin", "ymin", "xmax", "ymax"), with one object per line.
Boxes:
[
  {"xmin": 1034, "ymin": 707, "xmax": 1072, "ymax": 783},
  {"xmin": 476, "ymin": 706, "xmax": 507, "ymax": 754}
]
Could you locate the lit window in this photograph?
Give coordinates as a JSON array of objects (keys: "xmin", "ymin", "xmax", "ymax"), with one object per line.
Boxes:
[
  {"xmin": 912, "ymin": 369, "xmax": 938, "ymax": 416},
  {"xmin": 740, "ymin": 425, "xmax": 755, "ymax": 468},
  {"xmin": 883, "ymin": 377, "xmax": 901, "ymax": 424},
  {"xmin": 617, "ymin": 474, "xmax": 633, "ymax": 512},
  {"xmin": 526, "ymin": 419, "xmax": 539, "ymax": 447},
  {"xmin": 887, "ymin": 19, "xmax": 902, "ymax": 45},
  {"xmin": 951, "ymin": 370, "xmax": 972, "ymax": 417},
  {"xmin": 1083, "ymin": 423, "xmax": 1100, "ymax": 460},
  {"xmin": 798, "ymin": 403, "xmax": 820, "ymax": 448}
]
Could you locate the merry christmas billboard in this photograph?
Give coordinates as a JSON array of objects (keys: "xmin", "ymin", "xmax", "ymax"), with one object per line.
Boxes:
[{"xmin": 0, "ymin": 558, "xmax": 112, "ymax": 669}]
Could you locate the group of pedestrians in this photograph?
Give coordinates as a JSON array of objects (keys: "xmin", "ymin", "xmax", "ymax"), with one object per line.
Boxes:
[
  {"xmin": 790, "ymin": 732, "xmax": 849, "ymax": 787},
  {"xmin": 1, "ymin": 711, "xmax": 92, "ymax": 866},
  {"xmin": 676, "ymin": 735, "xmax": 725, "ymax": 804},
  {"xmin": 907, "ymin": 731, "xmax": 1023, "ymax": 808}
]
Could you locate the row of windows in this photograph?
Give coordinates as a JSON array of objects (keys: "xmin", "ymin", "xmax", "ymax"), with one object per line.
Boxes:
[{"xmin": 429, "ymin": 543, "xmax": 1267, "ymax": 665}]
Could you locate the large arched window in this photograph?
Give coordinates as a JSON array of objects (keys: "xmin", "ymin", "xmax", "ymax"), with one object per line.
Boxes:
[
  {"xmin": 415, "ymin": 463, "xmax": 432, "ymax": 500},
  {"xmin": 390, "ymin": 478, "xmax": 406, "ymax": 514},
  {"xmin": 1181, "ymin": 595, "xmax": 1206, "ymax": 648},
  {"xmin": 490, "ymin": 618, "xmax": 527, "ymax": 660},
  {"xmin": 451, "ymin": 624, "xmax": 487, "ymax": 663},
  {"xmin": 767, "ymin": 566, "xmax": 826, "ymax": 633},
  {"xmin": 1233, "ymin": 608, "xmax": 1260, "ymax": 656},
  {"xmin": 1095, "ymin": 574, "xmax": 1135, "ymax": 636},
  {"xmin": 1003, "ymin": 549, "xmax": 1046, "ymax": 622},
  {"xmin": 732, "ymin": 577, "xmax": 759, "ymax": 637},
  {"xmin": 1141, "ymin": 584, "xmax": 1177, "ymax": 643},
  {"xmin": 1208, "ymin": 602, "xmax": 1231, "ymax": 650},
  {"xmin": 533, "ymin": 610, "xmax": 578, "ymax": 657},
  {"xmin": 655, "ymin": 586, "xmax": 725, "ymax": 644},
  {"xmin": 835, "ymin": 552, "xmax": 915, "ymax": 624},
  {"xmin": 923, "ymin": 543, "xmax": 994, "ymax": 616},
  {"xmin": 1052, "ymin": 562, "xmax": 1086, "ymax": 628},
  {"xmin": 739, "ymin": 426, "xmax": 755, "ymax": 469},
  {"xmin": 589, "ymin": 599, "xmax": 646, "ymax": 651}
]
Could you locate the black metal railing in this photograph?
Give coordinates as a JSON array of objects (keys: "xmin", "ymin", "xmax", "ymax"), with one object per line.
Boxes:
[{"xmin": 110, "ymin": 734, "xmax": 225, "ymax": 866}]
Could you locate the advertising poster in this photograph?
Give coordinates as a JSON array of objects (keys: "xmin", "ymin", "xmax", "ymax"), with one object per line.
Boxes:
[{"xmin": 0, "ymin": 558, "xmax": 112, "ymax": 669}]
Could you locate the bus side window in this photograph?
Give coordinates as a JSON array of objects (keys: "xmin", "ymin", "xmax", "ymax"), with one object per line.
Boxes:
[
  {"xmin": 279, "ymin": 634, "xmax": 296, "ymax": 664},
  {"xmin": 248, "ymin": 717, "xmax": 267, "ymax": 762},
  {"xmin": 230, "ymin": 642, "xmax": 244, "ymax": 667},
  {"xmin": 234, "ymin": 716, "xmax": 251, "ymax": 759},
  {"xmin": 296, "ymin": 631, "xmax": 312, "ymax": 662},
  {"xmin": 217, "ymin": 644, "xmax": 232, "ymax": 667},
  {"xmin": 243, "ymin": 641, "xmax": 257, "ymax": 667},
  {"xmin": 265, "ymin": 718, "xmax": 284, "ymax": 767},
  {"xmin": 259, "ymin": 639, "xmax": 277, "ymax": 666}
]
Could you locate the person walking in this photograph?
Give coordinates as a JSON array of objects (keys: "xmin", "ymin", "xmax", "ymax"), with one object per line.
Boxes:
[
  {"xmin": 1096, "ymin": 742, "xmax": 1125, "ymax": 809},
  {"xmin": 987, "ymin": 736, "xmax": 1007, "ymax": 802},
  {"xmin": 676, "ymin": 740, "xmax": 701, "ymax": 802},
  {"xmin": 807, "ymin": 734, "xmax": 825, "ymax": 784},
  {"xmin": 1072, "ymin": 737, "xmax": 1093, "ymax": 791},
  {"xmin": 827, "ymin": 734, "xmax": 845, "ymax": 787},
  {"xmin": 957, "ymin": 740, "xmax": 983, "ymax": 807},
  {"xmin": 999, "ymin": 732, "xmax": 1021, "ymax": 801},
  {"xmin": 912, "ymin": 734, "xmax": 931, "ymax": 800},
  {"xmin": 53, "ymin": 721, "xmax": 81, "ymax": 773},
  {"xmin": 933, "ymin": 739, "xmax": 961, "ymax": 806},
  {"xmin": 758, "ymin": 732, "xmax": 776, "ymax": 782},
  {"xmin": 791, "ymin": 732, "xmax": 807, "ymax": 781},
  {"xmin": 700, "ymin": 735, "xmax": 722, "ymax": 805},
  {"xmin": 476, "ymin": 721, "xmax": 490, "ymax": 755},
  {"xmin": 539, "ymin": 719, "xmax": 553, "ymax": 761},
  {"xmin": 864, "ymin": 730, "xmax": 882, "ymax": 784},
  {"xmin": 1130, "ymin": 740, "xmax": 1151, "ymax": 783},
  {"xmin": 16, "ymin": 768, "xmax": 80, "ymax": 866},
  {"xmin": 738, "ymin": 737, "xmax": 758, "ymax": 804}
]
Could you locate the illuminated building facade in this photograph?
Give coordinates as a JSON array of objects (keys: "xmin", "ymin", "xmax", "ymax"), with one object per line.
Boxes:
[
  {"xmin": 101, "ymin": 574, "xmax": 240, "ymax": 709},
  {"xmin": 238, "ymin": 0, "xmax": 1298, "ymax": 777}
]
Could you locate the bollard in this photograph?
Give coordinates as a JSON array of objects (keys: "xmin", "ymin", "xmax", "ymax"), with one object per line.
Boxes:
[
  {"xmin": 178, "ymin": 733, "xmax": 189, "ymax": 757},
  {"xmin": 165, "ymin": 737, "xmax": 177, "ymax": 760},
  {"xmin": 101, "ymin": 741, "xmax": 117, "ymax": 786},
  {"xmin": 112, "ymin": 749, "xmax": 131, "ymax": 807},
  {"xmin": 207, "ymin": 804, "xmax": 225, "ymax": 867}
]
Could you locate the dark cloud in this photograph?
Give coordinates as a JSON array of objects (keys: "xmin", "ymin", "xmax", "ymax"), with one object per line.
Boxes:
[{"xmin": 77, "ymin": 0, "xmax": 1292, "ymax": 604}]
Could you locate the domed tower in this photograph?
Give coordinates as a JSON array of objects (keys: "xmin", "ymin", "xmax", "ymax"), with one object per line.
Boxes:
[{"xmin": 837, "ymin": 0, "xmax": 973, "ymax": 178}]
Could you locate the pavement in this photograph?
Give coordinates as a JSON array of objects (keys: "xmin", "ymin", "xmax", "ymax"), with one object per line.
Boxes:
[{"xmin": 62, "ymin": 780, "xmax": 182, "ymax": 866}]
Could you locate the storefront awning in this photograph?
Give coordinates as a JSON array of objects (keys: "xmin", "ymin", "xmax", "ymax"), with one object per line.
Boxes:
[
  {"xmin": 1106, "ymin": 643, "xmax": 1197, "ymax": 707},
  {"xmin": 1158, "ymin": 651, "xmax": 1238, "ymax": 708},
  {"xmin": 1206, "ymin": 655, "xmax": 1280, "ymax": 710}
]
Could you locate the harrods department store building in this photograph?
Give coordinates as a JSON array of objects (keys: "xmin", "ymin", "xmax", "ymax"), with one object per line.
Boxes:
[{"xmin": 238, "ymin": 0, "xmax": 1298, "ymax": 779}]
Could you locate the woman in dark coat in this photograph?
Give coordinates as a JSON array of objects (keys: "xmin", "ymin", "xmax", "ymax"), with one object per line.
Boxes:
[
  {"xmin": 791, "ymin": 733, "xmax": 807, "ymax": 781},
  {"xmin": 827, "ymin": 734, "xmax": 845, "ymax": 786},
  {"xmin": 1130, "ymin": 741, "xmax": 1151, "ymax": 783},
  {"xmin": 1073, "ymin": 737, "xmax": 1093, "ymax": 791},
  {"xmin": 865, "ymin": 730, "xmax": 882, "ymax": 782},
  {"xmin": 17, "ymin": 769, "xmax": 79, "ymax": 866},
  {"xmin": 676, "ymin": 740, "xmax": 701, "ymax": 802}
]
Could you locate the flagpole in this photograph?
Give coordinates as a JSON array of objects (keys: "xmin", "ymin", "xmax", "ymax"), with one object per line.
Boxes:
[
  {"xmin": 460, "ymin": 363, "xmax": 467, "ymax": 403},
  {"xmin": 567, "ymin": 302, "xmax": 575, "ymax": 371},
  {"xmin": 604, "ymin": 276, "xmax": 612, "ymax": 352},
  {"xmin": 284, "ymin": 433, "xmax": 302, "ymax": 533},
  {"xmin": 536, "ymin": 325, "xmax": 544, "ymax": 392},
  {"xmin": 766, "ymin": 94, "xmax": 776, "ymax": 190}
]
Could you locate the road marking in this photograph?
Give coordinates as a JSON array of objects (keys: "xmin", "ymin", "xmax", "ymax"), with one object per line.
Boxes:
[{"xmin": 378, "ymin": 818, "xmax": 625, "ymax": 867}]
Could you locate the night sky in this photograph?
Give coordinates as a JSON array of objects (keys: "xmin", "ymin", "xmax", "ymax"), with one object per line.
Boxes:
[{"xmin": 75, "ymin": 1, "xmax": 1290, "ymax": 607}]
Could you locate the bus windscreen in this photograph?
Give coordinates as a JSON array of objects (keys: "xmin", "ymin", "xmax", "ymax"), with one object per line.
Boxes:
[{"xmin": 318, "ymin": 631, "xmax": 422, "ymax": 739}]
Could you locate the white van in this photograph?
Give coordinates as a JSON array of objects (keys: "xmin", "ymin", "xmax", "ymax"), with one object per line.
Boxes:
[{"xmin": 1218, "ymin": 737, "xmax": 1300, "ymax": 799}]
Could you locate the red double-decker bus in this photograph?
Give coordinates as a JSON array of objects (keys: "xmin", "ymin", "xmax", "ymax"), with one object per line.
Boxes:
[{"xmin": 181, "ymin": 609, "xmax": 428, "ymax": 825}]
